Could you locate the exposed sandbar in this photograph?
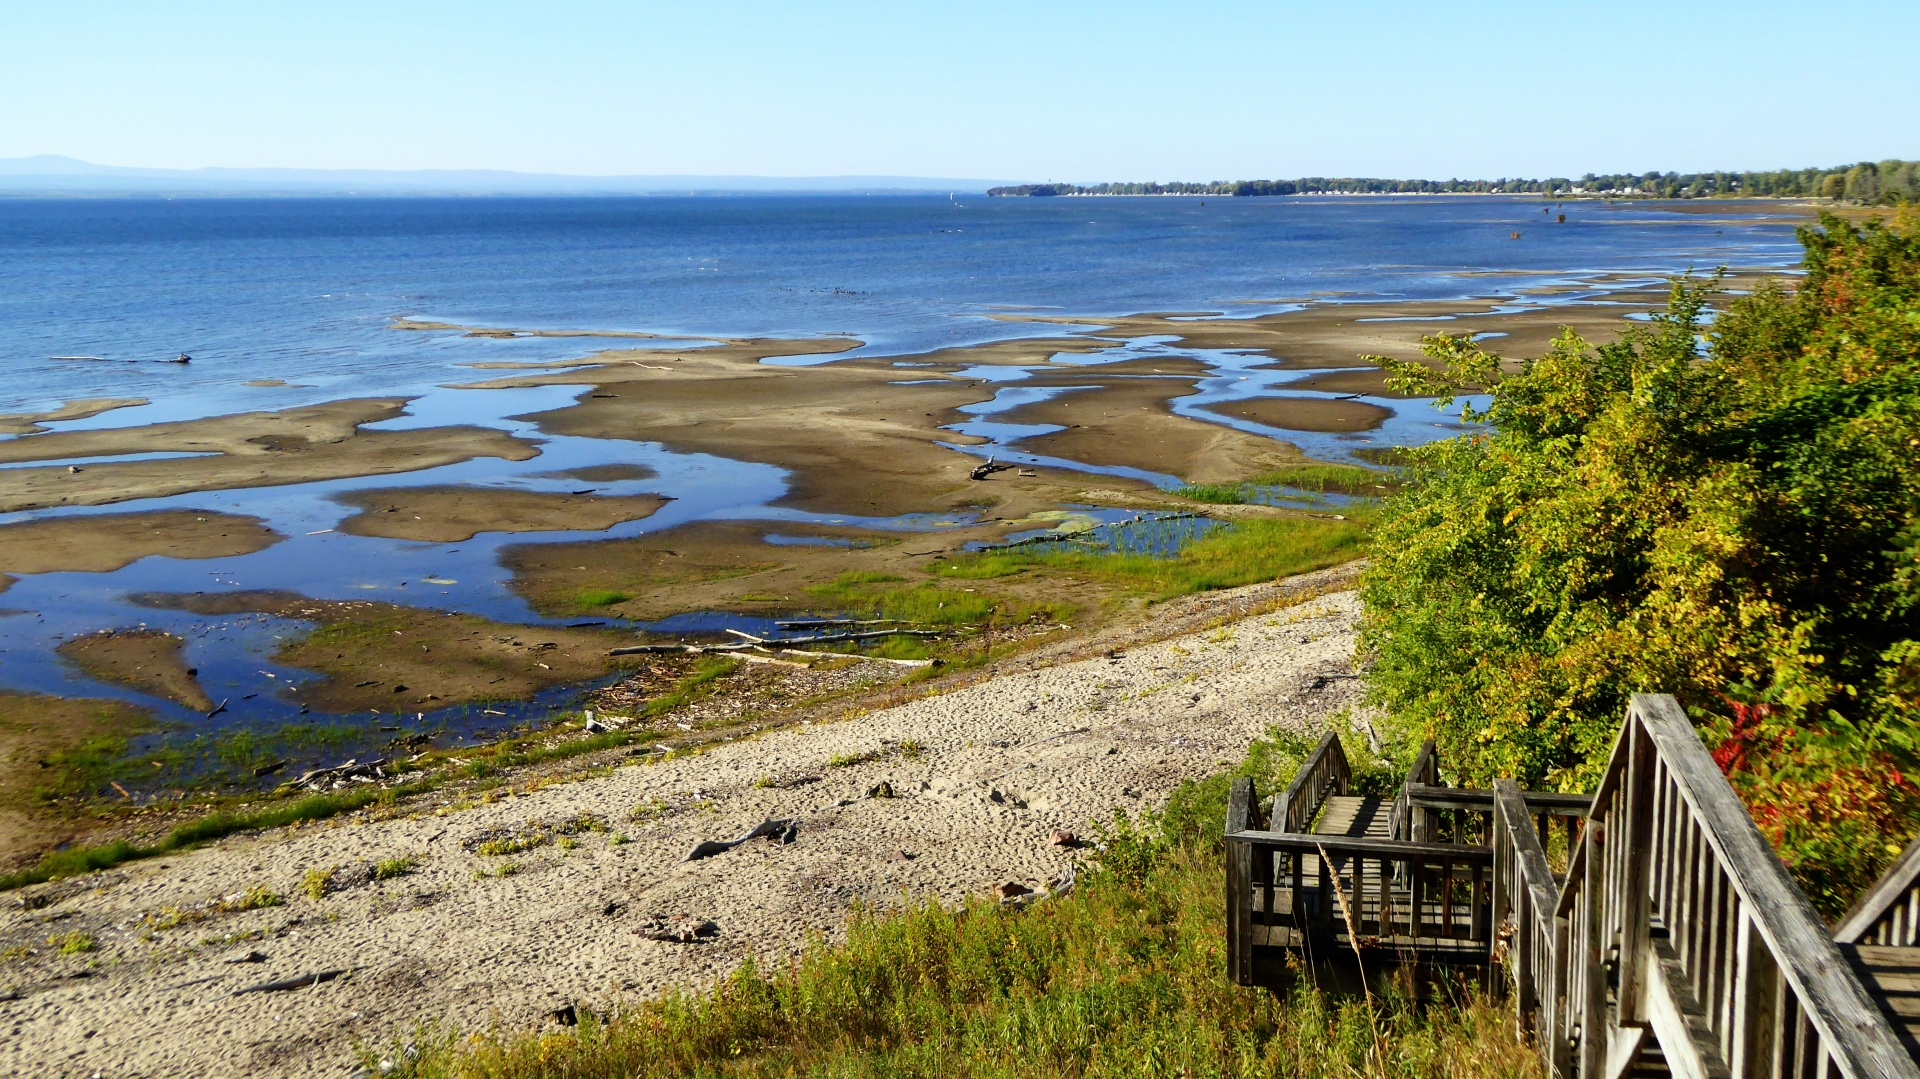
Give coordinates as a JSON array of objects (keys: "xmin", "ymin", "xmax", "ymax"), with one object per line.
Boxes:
[
  {"xmin": 130, "ymin": 591, "xmax": 643, "ymax": 714},
  {"xmin": 998, "ymin": 379, "xmax": 1306, "ymax": 483},
  {"xmin": 1200, "ymin": 396, "xmax": 1392, "ymax": 434},
  {"xmin": 0, "ymin": 509, "xmax": 280, "ymax": 575},
  {"xmin": 0, "ymin": 398, "xmax": 148, "ymax": 436},
  {"xmin": 537, "ymin": 463, "xmax": 656, "ymax": 483},
  {"xmin": 56, "ymin": 630, "xmax": 211, "ymax": 712},
  {"xmin": 334, "ymin": 486, "xmax": 670, "ymax": 543},
  {"xmin": 0, "ymin": 399, "xmax": 539, "ymax": 514}
]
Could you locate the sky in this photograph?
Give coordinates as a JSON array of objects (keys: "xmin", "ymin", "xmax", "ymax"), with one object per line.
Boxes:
[{"xmin": 3, "ymin": 0, "xmax": 1915, "ymax": 182}]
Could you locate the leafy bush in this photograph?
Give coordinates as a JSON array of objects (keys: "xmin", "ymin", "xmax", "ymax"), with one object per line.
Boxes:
[{"xmin": 1360, "ymin": 214, "xmax": 1920, "ymax": 912}]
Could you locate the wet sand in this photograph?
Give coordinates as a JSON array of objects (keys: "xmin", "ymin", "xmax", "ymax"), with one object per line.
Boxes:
[
  {"xmin": 0, "ymin": 399, "xmax": 539, "ymax": 514},
  {"xmin": 0, "ymin": 398, "xmax": 149, "ymax": 436},
  {"xmin": 2, "ymin": 578, "xmax": 1363, "ymax": 1079},
  {"xmin": 334, "ymin": 486, "xmax": 671, "ymax": 543},
  {"xmin": 128, "ymin": 591, "xmax": 644, "ymax": 714},
  {"xmin": 0, "ymin": 509, "xmax": 280, "ymax": 575},
  {"xmin": 55, "ymin": 630, "xmax": 211, "ymax": 712},
  {"xmin": 1201, "ymin": 396, "xmax": 1393, "ymax": 433},
  {"xmin": 998, "ymin": 379, "xmax": 1307, "ymax": 482},
  {"xmin": 0, "ymin": 692, "xmax": 152, "ymax": 862}
]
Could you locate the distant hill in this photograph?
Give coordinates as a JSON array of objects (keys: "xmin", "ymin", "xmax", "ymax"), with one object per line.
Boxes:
[
  {"xmin": 0, "ymin": 156, "xmax": 1011, "ymax": 196},
  {"xmin": 990, "ymin": 161, "xmax": 1919, "ymax": 203}
]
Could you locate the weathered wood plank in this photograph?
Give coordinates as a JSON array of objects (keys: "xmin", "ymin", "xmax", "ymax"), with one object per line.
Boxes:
[
  {"xmin": 1227, "ymin": 830, "xmax": 1496, "ymax": 864},
  {"xmin": 1632, "ymin": 693, "xmax": 1920, "ymax": 1079},
  {"xmin": 1838, "ymin": 839, "xmax": 1920, "ymax": 947}
]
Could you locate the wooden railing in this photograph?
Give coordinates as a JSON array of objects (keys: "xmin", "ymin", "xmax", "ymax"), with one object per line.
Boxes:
[
  {"xmin": 1227, "ymin": 776, "xmax": 1493, "ymax": 986},
  {"xmin": 1276, "ymin": 731, "xmax": 1351, "ymax": 834},
  {"xmin": 1491, "ymin": 778, "xmax": 1573, "ymax": 1074},
  {"xmin": 1389, "ymin": 739, "xmax": 1441, "ymax": 844},
  {"xmin": 1490, "ymin": 693, "xmax": 1920, "ymax": 1079},
  {"xmin": 1836, "ymin": 837, "xmax": 1920, "ymax": 948}
]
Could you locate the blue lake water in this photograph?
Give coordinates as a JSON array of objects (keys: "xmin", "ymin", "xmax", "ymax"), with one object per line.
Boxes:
[{"xmin": 0, "ymin": 194, "xmax": 1807, "ymax": 782}]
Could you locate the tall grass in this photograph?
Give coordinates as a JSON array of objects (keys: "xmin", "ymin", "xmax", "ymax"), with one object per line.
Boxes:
[
  {"xmin": 1177, "ymin": 464, "xmax": 1394, "ymax": 504},
  {"xmin": 936, "ymin": 514, "xmax": 1370, "ymax": 599},
  {"xmin": 386, "ymin": 752, "xmax": 1538, "ymax": 1079}
]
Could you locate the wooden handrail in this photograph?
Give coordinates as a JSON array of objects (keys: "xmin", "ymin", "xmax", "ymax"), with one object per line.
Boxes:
[
  {"xmin": 1389, "ymin": 738, "xmax": 1441, "ymax": 843},
  {"xmin": 1275, "ymin": 731, "xmax": 1350, "ymax": 834},
  {"xmin": 1405, "ymin": 784, "xmax": 1590, "ymax": 815},
  {"xmin": 1545, "ymin": 694, "xmax": 1920, "ymax": 1079},
  {"xmin": 1835, "ymin": 836, "xmax": 1920, "ymax": 947},
  {"xmin": 1492, "ymin": 778, "xmax": 1573, "ymax": 1077}
]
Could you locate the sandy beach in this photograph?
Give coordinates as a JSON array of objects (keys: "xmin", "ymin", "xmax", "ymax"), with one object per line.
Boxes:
[{"xmin": 2, "ymin": 570, "xmax": 1362, "ymax": 1078}]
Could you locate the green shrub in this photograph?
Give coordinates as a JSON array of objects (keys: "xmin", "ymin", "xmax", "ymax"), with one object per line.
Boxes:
[{"xmin": 1360, "ymin": 214, "xmax": 1920, "ymax": 913}]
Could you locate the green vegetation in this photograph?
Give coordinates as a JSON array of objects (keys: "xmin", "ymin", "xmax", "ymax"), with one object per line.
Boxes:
[
  {"xmin": 378, "ymin": 732, "xmax": 1539, "ymax": 1079},
  {"xmin": 0, "ymin": 780, "xmax": 436, "ymax": 891},
  {"xmin": 373, "ymin": 856, "xmax": 415, "ymax": 881},
  {"xmin": 1176, "ymin": 463, "xmax": 1393, "ymax": 505},
  {"xmin": 223, "ymin": 884, "xmax": 283, "ymax": 911},
  {"xmin": 990, "ymin": 160, "xmax": 1920, "ymax": 202},
  {"xmin": 573, "ymin": 587, "xmax": 635, "ymax": 609},
  {"xmin": 935, "ymin": 514, "xmax": 1370, "ymax": 600},
  {"xmin": 1360, "ymin": 213, "xmax": 1920, "ymax": 914},
  {"xmin": 51, "ymin": 931, "xmax": 96, "ymax": 956},
  {"xmin": 302, "ymin": 866, "xmax": 337, "ymax": 900},
  {"xmin": 803, "ymin": 573, "xmax": 1056, "ymax": 629}
]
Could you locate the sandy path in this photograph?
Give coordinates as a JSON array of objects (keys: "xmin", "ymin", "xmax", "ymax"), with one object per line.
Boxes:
[{"xmin": 4, "ymin": 589, "xmax": 1363, "ymax": 1078}]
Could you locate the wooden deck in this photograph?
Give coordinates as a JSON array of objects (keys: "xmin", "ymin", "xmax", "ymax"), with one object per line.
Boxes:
[{"xmin": 1313, "ymin": 794, "xmax": 1391, "ymax": 840}]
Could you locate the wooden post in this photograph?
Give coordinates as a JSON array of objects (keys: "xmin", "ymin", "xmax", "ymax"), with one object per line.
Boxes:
[{"xmin": 1227, "ymin": 778, "xmax": 1254, "ymax": 985}]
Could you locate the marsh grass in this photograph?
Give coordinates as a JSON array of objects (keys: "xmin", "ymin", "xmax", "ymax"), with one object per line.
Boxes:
[
  {"xmin": 803, "ymin": 573, "xmax": 1062, "ymax": 630},
  {"xmin": 936, "ymin": 514, "xmax": 1370, "ymax": 599},
  {"xmin": 1176, "ymin": 464, "xmax": 1394, "ymax": 505},
  {"xmin": 384, "ymin": 749, "xmax": 1536, "ymax": 1079},
  {"xmin": 573, "ymin": 588, "xmax": 635, "ymax": 610}
]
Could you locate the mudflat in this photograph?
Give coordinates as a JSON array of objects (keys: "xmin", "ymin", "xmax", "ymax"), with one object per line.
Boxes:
[
  {"xmin": 56, "ymin": 630, "xmax": 212, "ymax": 712},
  {"xmin": 127, "ymin": 591, "xmax": 645, "ymax": 714},
  {"xmin": 0, "ymin": 399, "xmax": 538, "ymax": 514},
  {"xmin": 0, "ymin": 509, "xmax": 280, "ymax": 577},
  {"xmin": 2, "ymin": 580, "xmax": 1363, "ymax": 1079},
  {"xmin": 333, "ymin": 486, "xmax": 672, "ymax": 543}
]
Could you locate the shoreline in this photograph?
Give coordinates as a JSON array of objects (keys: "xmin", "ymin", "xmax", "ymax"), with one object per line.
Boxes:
[
  {"xmin": 0, "ymin": 265, "xmax": 1793, "ymax": 872},
  {"xmin": 3, "ymin": 570, "xmax": 1364, "ymax": 1078}
]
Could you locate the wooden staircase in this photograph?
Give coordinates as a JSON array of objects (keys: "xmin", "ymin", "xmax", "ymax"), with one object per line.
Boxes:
[{"xmin": 1224, "ymin": 695, "xmax": 1920, "ymax": 1079}]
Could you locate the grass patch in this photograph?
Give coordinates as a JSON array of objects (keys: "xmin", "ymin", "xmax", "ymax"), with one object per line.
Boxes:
[
  {"xmin": 573, "ymin": 588, "xmax": 635, "ymax": 609},
  {"xmin": 935, "ymin": 514, "xmax": 1371, "ymax": 600},
  {"xmin": 0, "ymin": 781, "xmax": 430, "ymax": 892},
  {"xmin": 381, "ymin": 730, "xmax": 1536, "ymax": 1079},
  {"xmin": 1176, "ymin": 464, "xmax": 1394, "ymax": 505},
  {"xmin": 373, "ymin": 857, "xmax": 415, "ymax": 881},
  {"xmin": 51, "ymin": 931, "xmax": 96, "ymax": 956},
  {"xmin": 825, "ymin": 749, "xmax": 884, "ymax": 768},
  {"xmin": 804, "ymin": 572, "xmax": 1065, "ymax": 632},
  {"xmin": 302, "ymin": 866, "xmax": 337, "ymax": 900}
]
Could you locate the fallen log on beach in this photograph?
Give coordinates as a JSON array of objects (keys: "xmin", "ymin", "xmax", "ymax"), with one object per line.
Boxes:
[{"xmin": 232, "ymin": 968, "xmax": 354, "ymax": 995}]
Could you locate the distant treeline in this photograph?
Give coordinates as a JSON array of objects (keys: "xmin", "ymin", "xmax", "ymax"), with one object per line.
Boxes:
[{"xmin": 988, "ymin": 160, "xmax": 1919, "ymax": 203}]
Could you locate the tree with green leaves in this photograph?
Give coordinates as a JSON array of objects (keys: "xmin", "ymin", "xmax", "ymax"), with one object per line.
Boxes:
[{"xmin": 1358, "ymin": 212, "xmax": 1920, "ymax": 913}]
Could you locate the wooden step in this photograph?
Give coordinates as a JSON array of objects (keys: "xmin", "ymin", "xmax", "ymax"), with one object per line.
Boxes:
[
  {"xmin": 1843, "ymin": 943, "xmax": 1920, "ymax": 1061},
  {"xmin": 1312, "ymin": 795, "xmax": 1392, "ymax": 839}
]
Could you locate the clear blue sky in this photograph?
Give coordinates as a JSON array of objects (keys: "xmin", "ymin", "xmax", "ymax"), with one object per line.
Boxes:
[{"xmin": 4, "ymin": 0, "xmax": 1914, "ymax": 180}]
